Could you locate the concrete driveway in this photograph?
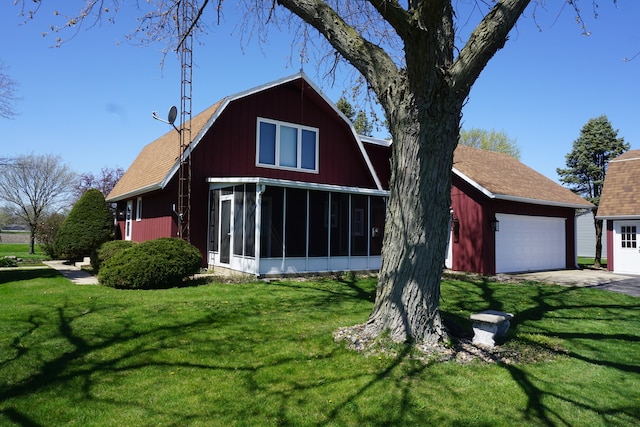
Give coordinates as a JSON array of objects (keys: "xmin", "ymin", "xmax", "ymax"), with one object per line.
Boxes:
[{"xmin": 506, "ymin": 269, "xmax": 640, "ymax": 297}]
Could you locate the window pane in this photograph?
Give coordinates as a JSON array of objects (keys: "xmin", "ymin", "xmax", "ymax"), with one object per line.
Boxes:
[
  {"xmin": 301, "ymin": 129, "xmax": 316, "ymax": 170},
  {"xmin": 330, "ymin": 192, "xmax": 349, "ymax": 256},
  {"xmin": 234, "ymin": 186, "xmax": 244, "ymax": 256},
  {"xmin": 351, "ymin": 195, "xmax": 368, "ymax": 256},
  {"xmin": 260, "ymin": 187, "xmax": 283, "ymax": 258},
  {"xmin": 280, "ymin": 126, "xmax": 298, "ymax": 167},
  {"xmin": 285, "ymin": 189, "xmax": 307, "ymax": 257},
  {"xmin": 209, "ymin": 189, "xmax": 219, "ymax": 252},
  {"xmin": 308, "ymin": 191, "xmax": 328, "ymax": 257},
  {"xmin": 244, "ymin": 184, "xmax": 256, "ymax": 257},
  {"xmin": 259, "ymin": 122, "xmax": 276, "ymax": 165},
  {"xmin": 370, "ymin": 197, "xmax": 386, "ymax": 256}
]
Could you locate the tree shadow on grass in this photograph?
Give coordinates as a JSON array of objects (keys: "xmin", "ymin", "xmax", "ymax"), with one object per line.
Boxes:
[{"xmin": 445, "ymin": 276, "xmax": 640, "ymax": 425}]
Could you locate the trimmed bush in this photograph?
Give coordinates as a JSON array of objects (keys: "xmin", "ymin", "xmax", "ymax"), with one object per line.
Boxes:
[
  {"xmin": 0, "ymin": 257, "xmax": 18, "ymax": 267},
  {"xmin": 91, "ymin": 240, "xmax": 137, "ymax": 272},
  {"xmin": 54, "ymin": 189, "xmax": 114, "ymax": 261},
  {"xmin": 98, "ymin": 238, "xmax": 202, "ymax": 289}
]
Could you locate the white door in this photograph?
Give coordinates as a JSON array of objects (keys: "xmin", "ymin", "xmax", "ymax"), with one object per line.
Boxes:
[
  {"xmin": 495, "ymin": 214, "xmax": 566, "ymax": 273},
  {"xmin": 613, "ymin": 221, "xmax": 640, "ymax": 274},
  {"xmin": 124, "ymin": 200, "xmax": 133, "ymax": 241}
]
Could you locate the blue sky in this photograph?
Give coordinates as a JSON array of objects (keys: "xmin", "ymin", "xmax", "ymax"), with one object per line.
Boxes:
[{"xmin": 1, "ymin": 1, "xmax": 638, "ymax": 184}]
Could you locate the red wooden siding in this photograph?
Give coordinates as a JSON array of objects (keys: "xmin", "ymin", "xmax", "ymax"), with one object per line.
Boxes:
[
  {"xmin": 606, "ymin": 221, "xmax": 615, "ymax": 272},
  {"xmin": 190, "ymin": 80, "xmax": 378, "ymax": 189},
  {"xmin": 451, "ymin": 174, "xmax": 578, "ymax": 275}
]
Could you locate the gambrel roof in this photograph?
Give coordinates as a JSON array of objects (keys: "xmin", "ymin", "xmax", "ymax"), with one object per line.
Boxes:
[
  {"xmin": 596, "ymin": 149, "xmax": 640, "ymax": 219},
  {"xmin": 453, "ymin": 145, "xmax": 593, "ymax": 209},
  {"xmin": 107, "ymin": 73, "xmax": 384, "ymax": 202}
]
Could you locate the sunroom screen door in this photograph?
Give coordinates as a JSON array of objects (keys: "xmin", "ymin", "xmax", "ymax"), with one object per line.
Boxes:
[{"xmin": 220, "ymin": 199, "xmax": 232, "ymax": 264}]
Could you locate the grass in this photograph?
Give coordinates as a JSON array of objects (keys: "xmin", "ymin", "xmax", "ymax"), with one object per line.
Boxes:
[
  {"xmin": 0, "ymin": 269, "xmax": 638, "ymax": 426},
  {"xmin": 578, "ymin": 256, "xmax": 607, "ymax": 269},
  {"xmin": 0, "ymin": 243, "xmax": 49, "ymax": 265}
]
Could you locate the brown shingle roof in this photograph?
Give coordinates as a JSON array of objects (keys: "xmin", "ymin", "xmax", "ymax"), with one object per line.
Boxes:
[
  {"xmin": 107, "ymin": 100, "xmax": 225, "ymax": 201},
  {"xmin": 453, "ymin": 145, "xmax": 593, "ymax": 208},
  {"xmin": 596, "ymin": 149, "xmax": 640, "ymax": 218}
]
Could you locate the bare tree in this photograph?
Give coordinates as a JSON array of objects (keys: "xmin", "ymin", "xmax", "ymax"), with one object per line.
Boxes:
[
  {"xmin": 16, "ymin": 0, "xmax": 614, "ymax": 346},
  {"xmin": 0, "ymin": 61, "xmax": 19, "ymax": 119},
  {"xmin": 74, "ymin": 166, "xmax": 124, "ymax": 201},
  {"xmin": 0, "ymin": 154, "xmax": 76, "ymax": 254}
]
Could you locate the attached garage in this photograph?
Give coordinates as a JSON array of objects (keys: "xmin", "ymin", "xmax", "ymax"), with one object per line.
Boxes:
[
  {"xmin": 449, "ymin": 146, "xmax": 593, "ymax": 276},
  {"xmin": 495, "ymin": 214, "xmax": 566, "ymax": 273}
]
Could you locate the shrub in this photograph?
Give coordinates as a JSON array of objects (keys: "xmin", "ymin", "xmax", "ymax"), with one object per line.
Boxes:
[
  {"xmin": 54, "ymin": 189, "xmax": 114, "ymax": 261},
  {"xmin": 35, "ymin": 212, "xmax": 67, "ymax": 258},
  {"xmin": 98, "ymin": 238, "xmax": 202, "ymax": 289},
  {"xmin": 91, "ymin": 240, "xmax": 137, "ymax": 272},
  {"xmin": 0, "ymin": 257, "xmax": 18, "ymax": 267}
]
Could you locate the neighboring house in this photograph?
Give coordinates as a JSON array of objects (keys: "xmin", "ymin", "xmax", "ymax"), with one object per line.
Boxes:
[
  {"xmin": 575, "ymin": 211, "xmax": 607, "ymax": 259},
  {"xmin": 107, "ymin": 73, "xmax": 593, "ymax": 277},
  {"xmin": 596, "ymin": 149, "xmax": 640, "ymax": 275},
  {"xmin": 107, "ymin": 73, "xmax": 390, "ymax": 276},
  {"xmin": 446, "ymin": 146, "xmax": 593, "ymax": 275}
]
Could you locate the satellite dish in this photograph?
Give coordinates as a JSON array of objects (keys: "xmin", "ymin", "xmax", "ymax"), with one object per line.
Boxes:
[{"xmin": 167, "ymin": 106, "xmax": 178, "ymax": 125}]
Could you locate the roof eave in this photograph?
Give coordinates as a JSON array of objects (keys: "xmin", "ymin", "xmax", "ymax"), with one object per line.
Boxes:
[
  {"xmin": 596, "ymin": 214, "xmax": 640, "ymax": 220},
  {"xmin": 106, "ymin": 182, "xmax": 163, "ymax": 202},
  {"xmin": 453, "ymin": 167, "xmax": 593, "ymax": 210},
  {"xmin": 493, "ymin": 194, "xmax": 594, "ymax": 210}
]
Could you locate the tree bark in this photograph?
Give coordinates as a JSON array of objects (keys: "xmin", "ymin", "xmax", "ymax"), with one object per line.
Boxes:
[
  {"xmin": 365, "ymin": 85, "xmax": 461, "ymax": 344},
  {"xmin": 593, "ymin": 213, "xmax": 603, "ymax": 269}
]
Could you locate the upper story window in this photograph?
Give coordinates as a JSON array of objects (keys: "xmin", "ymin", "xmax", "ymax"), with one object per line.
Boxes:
[{"xmin": 256, "ymin": 118, "xmax": 319, "ymax": 173}]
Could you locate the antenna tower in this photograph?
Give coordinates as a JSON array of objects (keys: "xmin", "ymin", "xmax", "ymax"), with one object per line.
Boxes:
[{"xmin": 177, "ymin": 0, "xmax": 194, "ymax": 242}]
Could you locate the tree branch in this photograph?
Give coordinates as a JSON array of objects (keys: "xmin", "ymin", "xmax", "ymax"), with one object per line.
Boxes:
[
  {"xmin": 367, "ymin": 0, "xmax": 411, "ymax": 40},
  {"xmin": 276, "ymin": 0, "xmax": 401, "ymax": 100},
  {"xmin": 449, "ymin": 0, "xmax": 530, "ymax": 100}
]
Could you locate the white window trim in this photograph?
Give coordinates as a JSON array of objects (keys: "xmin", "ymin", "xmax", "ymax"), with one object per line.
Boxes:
[
  {"xmin": 136, "ymin": 197, "xmax": 142, "ymax": 221},
  {"xmin": 256, "ymin": 117, "xmax": 319, "ymax": 173}
]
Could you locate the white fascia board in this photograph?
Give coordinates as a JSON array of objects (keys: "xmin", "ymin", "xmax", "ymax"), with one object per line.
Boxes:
[
  {"xmin": 105, "ymin": 183, "xmax": 163, "ymax": 202},
  {"xmin": 206, "ymin": 176, "xmax": 389, "ymax": 197},
  {"xmin": 493, "ymin": 194, "xmax": 594, "ymax": 210},
  {"xmin": 452, "ymin": 167, "xmax": 495, "ymax": 199},
  {"xmin": 596, "ymin": 214, "xmax": 640, "ymax": 220},
  {"xmin": 360, "ymin": 135, "xmax": 392, "ymax": 147}
]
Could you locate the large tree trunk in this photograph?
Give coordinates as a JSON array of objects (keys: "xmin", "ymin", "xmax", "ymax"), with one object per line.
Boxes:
[
  {"xmin": 593, "ymin": 213, "xmax": 603, "ymax": 269},
  {"xmin": 364, "ymin": 81, "xmax": 461, "ymax": 344}
]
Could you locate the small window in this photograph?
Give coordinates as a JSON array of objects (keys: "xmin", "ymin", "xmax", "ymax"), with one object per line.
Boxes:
[
  {"xmin": 621, "ymin": 225, "xmax": 637, "ymax": 248},
  {"xmin": 136, "ymin": 197, "xmax": 142, "ymax": 221},
  {"xmin": 256, "ymin": 118, "xmax": 319, "ymax": 172}
]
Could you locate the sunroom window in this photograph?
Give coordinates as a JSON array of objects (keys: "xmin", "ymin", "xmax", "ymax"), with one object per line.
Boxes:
[{"xmin": 257, "ymin": 118, "xmax": 318, "ymax": 172}]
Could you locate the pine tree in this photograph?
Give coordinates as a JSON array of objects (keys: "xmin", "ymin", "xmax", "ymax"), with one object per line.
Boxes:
[
  {"xmin": 54, "ymin": 189, "xmax": 114, "ymax": 262},
  {"xmin": 557, "ymin": 115, "xmax": 629, "ymax": 268}
]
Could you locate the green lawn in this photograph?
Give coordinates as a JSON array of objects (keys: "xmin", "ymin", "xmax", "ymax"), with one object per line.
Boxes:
[
  {"xmin": 0, "ymin": 269, "xmax": 638, "ymax": 426},
  {"xmin": 0, "ymin": 243, "xmax": 48, "ymax": 265}
]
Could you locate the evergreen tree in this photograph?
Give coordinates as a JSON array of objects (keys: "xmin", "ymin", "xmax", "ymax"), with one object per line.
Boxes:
[
  {"xmin": 336, "ymin": 97, "xmax": 373, "ymax": 136},
  {"xmin": 557, "ymin": 115, "xmax": 629, "ymax": 268},
  {"xmin": 54, "ymin": 189, "xmax": 114, "ymax": 262}
]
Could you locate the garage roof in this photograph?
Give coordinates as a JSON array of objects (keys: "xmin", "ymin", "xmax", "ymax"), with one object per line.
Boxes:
[
  {"xmin": 453, "ymin": 145, "xmax": 593, "ymax": 209},
  {"xmin": 596, "ymin": 149, "xmax": 640, "ymax": 219}
]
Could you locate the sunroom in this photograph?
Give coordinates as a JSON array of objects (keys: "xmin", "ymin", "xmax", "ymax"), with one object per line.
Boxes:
[{"xmin": 207, "ymin": 178, "xmax": 388, "ymax": 276}]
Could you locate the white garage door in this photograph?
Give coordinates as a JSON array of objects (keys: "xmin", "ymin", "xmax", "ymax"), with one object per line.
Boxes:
[{"xmin": 495, "ymin": 214, "xmax": 566, "ymax": 273}]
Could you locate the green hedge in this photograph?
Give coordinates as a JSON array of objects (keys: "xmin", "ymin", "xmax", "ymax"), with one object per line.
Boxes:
[
  {"xmin": 54, "ymin": 189, "xmax": 114, "ymax": 261},
  {"xmin": 91, "ymin": 240, "xmax": 137, "ymax": 272},
  {"xmin": 98, "ymin": 238, "xmax": 202, "ymax": 289}
]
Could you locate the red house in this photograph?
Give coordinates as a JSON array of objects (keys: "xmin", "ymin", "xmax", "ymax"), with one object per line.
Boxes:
[
  {"xmin": 107, "ymin": 73, "xmax": 390, "ymax": 276},
  {"xmin": 447, "ymin": 146, "xmax": 593, "ymax": 275},
  {"xmin": 107, "ymin": 73, "xmax": 592, "ymax": 277}
]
